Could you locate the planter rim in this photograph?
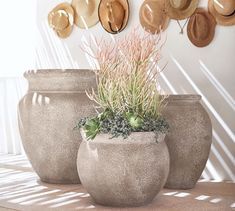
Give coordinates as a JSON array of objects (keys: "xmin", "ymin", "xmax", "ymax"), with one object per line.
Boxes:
[
  {"xmin": 81, "ymin": 130, "xmax": 166, "ymax": 144},
  {"xmin": 164, "ymin": 94, "xmax": 201, "ymax": 101},
  {"xmin": 24, "ymin": 69, "xmax": 98, "ymax": 78}
]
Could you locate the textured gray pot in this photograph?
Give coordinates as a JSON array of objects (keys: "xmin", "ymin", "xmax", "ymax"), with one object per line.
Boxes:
[
  {"xmin": 18, "ymin": 69, "xmax": 96, "ymax": 184},
  {"xmin": 162, "ymin": 95, "xmax": 212, "ymax": 189},
  {"xmin": 77, "ymin": 131, "xmax": 170, "ymax": 207}
]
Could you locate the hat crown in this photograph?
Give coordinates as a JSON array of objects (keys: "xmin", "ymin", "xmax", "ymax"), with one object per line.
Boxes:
[
  {"xmin": 192, "ymin": 13, "xmax": 209, "ymax": 40},
  {"xmin": 74, "ymin": 0, "xmax": 95, "ymax": 17},
  {"xmin": 169, "ymin": 0, "xmax": 189, "ymax": 10},
  {"xmin": 51, "ymin": 10, "xmax": 69, "ymax": 31},
  {"xmin": 143, "ymin": 1, "xmax": 164, "ymax": 27},
  {"xmin": 107, "ymin": 1, "xmax": 125, "ymax": 31},
  {"xmin": 213, "ymin": 0, "xmax": 235, "ymax": 16}
]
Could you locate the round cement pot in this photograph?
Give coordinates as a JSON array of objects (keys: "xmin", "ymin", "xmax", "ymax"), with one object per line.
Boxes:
[
  {"xmin": 18, "ymin": 69, "xmax": 96, "ymax": 184},
  {"xmin": 162, "ymin": 95, "xmax": 212, "ymax": 189},
  {"xmin": 77, "ymin": 131, "xmax": 170, "ymax": 207}
]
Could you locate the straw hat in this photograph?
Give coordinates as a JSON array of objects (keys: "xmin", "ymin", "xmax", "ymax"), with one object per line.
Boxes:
[
  {"xmin": 139, "ymin": 0, "xmax": 170, "ymax": 34},
  {"xmin": 208, "ymin": 0, "xmax": 235, "ymax": 26},
  {"xmin": 165, "ymin": 0, "xmax": 199, "ymax": 20},
  {"xmin": 48, "ymin": 3, "xmax": 74, "ymax": 38},
  {"xmin": 187, "ymin": 8, "xmax": 216, "ymax": 47},
  {"xmin": 98, "ymin": 0, "xmax": 129, "ymax": 34},
  {"xmin": 72, "ymin": 0, "xmax": 100, "ymax": 28}
]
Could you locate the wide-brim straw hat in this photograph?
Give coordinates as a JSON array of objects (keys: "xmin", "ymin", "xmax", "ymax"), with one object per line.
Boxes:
[
  {"xmin": 165, "ymin": 0, "xmax": 199, "ymax": 20},
  {"xmin": 139, "ymin": 0, "xmax": 170, "ymax": 34},
  {"xmin": 48, "ymin": 3, "xmax": 74, "ymax": 38},
  {"xmin": 98, "ymin": 0, "xmax": 129, "ymax": 34},
  {"xmin": 208, "ymin": 0, "xmax": 235, "ymax": 26},
  {"xmin": 72, "ymin": 0, "xmax": 100, "ymax": 28},
  {"xmin": 187, "ymin": 8, "xmax": 216, "ymax": 47}
]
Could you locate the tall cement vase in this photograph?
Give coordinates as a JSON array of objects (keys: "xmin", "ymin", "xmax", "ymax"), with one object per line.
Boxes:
[
  {"xmin": 18, "ymin": 69, "xmax": 97, "ymax": 184},
  {"xmin": 162, "ymin": 95, "xmax": 212, "ymax": 189}
]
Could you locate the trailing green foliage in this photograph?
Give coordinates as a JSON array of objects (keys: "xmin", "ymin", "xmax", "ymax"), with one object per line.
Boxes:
[{"xmin": 75, "ymin": 110, "xmax": 169, "ymax": 140}]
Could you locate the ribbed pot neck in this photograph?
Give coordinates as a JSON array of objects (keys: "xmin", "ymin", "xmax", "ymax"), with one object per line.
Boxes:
[
  {"xmin": 24, "ymin": 69, "xmax": 96, "ymax": 78},
  {"xmin": 24, "ymin": 69, "xmax": 97, "ymax": 92},
  {"xmin": 164, "ymin": 94, "xmax": 201, "ymax": 102}
]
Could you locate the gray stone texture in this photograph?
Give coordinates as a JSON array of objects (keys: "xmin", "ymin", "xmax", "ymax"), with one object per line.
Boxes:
[
  {"xmin": 77, "ymin": 131, "xmax": 170, "ymax": 207},
  {"xmin": 162, "ymin": 95, "xmax": 212, "ymax": 189},
  {"xmin": 18, "ymin": 69, "xmax": 97, "ymax": 184}
]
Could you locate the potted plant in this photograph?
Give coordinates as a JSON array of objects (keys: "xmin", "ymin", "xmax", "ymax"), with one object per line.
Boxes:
[{"xmin": 75, "ymin": 29, "xmax": 170, "ymax": 207}]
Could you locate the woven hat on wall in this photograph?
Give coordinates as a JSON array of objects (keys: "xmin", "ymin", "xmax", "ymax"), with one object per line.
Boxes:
[
  {"xmin": 98, "ymin": 0, "xmax": 129, "ymax": 34},
  {"xmin": 187, "ymin": 8, "xmax": 216, "ymax": 47},
  {"xmin": 71, "ymin": 0, "xmax": 100, "ymax": 28},
  {"xmin": 48, "ymin": 3, "xmax": 74, "ymax": 38},
  {"xmin": 208, "ymin": 0, "xmax": 235, "ymax": 26},
  {"xmin": 165, "ymin": 0, "xmax": 199, "ymax": 20},
  {"xmin": 139, "ymin": 0, "xmax": 170, "ymax": 34}
]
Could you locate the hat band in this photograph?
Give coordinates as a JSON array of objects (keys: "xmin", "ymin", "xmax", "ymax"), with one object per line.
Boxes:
[
  {"xmin": 107, "ymin": 10, "xmax": 125, "ymax": 33},
  {"xmin": 222, "ymin": 9, "xmax": 235, "ymax": 17},
  {"xmin": 108, "ymin": 19, "xmax": 124, "ymax": 33}
]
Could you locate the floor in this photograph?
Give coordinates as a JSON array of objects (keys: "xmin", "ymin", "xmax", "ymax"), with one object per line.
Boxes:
[{"xmin": 0, "ymin": 154, "xmax": 234, "ymax": 211}]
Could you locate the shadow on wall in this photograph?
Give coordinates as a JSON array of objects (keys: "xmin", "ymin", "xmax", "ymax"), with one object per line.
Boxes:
[
  {"xmin": 0, "ymin": 78, "xmax": 26, "ymax": 154},
  {"xmin": 35, "ymin": 21, "xmax": 80, "ymax": 69}
]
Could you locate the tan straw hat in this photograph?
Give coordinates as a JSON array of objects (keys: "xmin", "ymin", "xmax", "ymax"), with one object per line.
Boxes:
[
  {"xmin": 187, "ymin": 8, "xmax": 216, "ymax": 47},
  {"xmin": 208, "ymin": 0, "xmax": 235, "ymax": 26},
  {"xmin": 72, "ymin": 0, "xmax": 100, "ymax": 28},
  {"xmin": 98, "ymin": 0, "xmax": 129, "ymax": 34},
  {"xmin": 165, "ymin": 0, "xmax": 199, "ymax": 20},
  {"xmin": 48, "ymin": 3, "xmax": 74, "ymax": 38},
  {"xmin": 139, "ymin": 0, "xmax": 170, "ymax": 34}
]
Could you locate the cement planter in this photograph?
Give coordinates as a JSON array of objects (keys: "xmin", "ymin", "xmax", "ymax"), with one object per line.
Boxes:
[
  {"xmin": 162, "ymin": 95, "xmax": 212, "ymax": 189},
  {"xmin": 77, "ymin": 131, "xmax": 169, "ymax": 207},
  {"xmin": 18, "ymin": 69, "xmax": 96, "ymax": 184}
]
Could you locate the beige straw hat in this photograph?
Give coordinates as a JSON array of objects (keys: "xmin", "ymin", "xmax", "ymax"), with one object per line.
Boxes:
[
  {"xmin": 187, "ymin": 8, "xmax": 216, "ymax": 47},
  {"xmin": 165, "ymin": 0, "xmax": 199, "ymax": 20},
  {"xmin": 208, "ymin": 0, "xmax": 235, "ymax": 26},
  {"xmin": 48, "ymin": 3, "xmax": 74, "ymax": 38},
  {"xmin": 71, "ymin": 0, "xmax": 100, "ymax": 28},
  {"xmin": 139, "ymin": 0, "xmax": 170, "ymax": 34},
  {"xmin": 98, "ymin": 0, "xmax": 129, "ymax": 34}
]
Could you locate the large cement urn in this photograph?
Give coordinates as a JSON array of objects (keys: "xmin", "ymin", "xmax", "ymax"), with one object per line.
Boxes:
[
  {"xmin": 162, "ymin": 95, "xmax": 212, "ymax": 189},
  {"xmin": 18, "ymin": 69, "xmax": 96, "ymax": 184},
  {"xmin": 77, "ymin": 131, "xmax": 169, "ymax": 207}
]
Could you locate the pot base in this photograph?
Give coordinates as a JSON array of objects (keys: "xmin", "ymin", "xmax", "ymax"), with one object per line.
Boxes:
[
  {"xmin": 40, "ymin": 178, "xmax": 80, "ymax": 184},
  {"xmin": 164, "ymin": 183, "xmax": 195, "ymax": 190},
  {"xmin": 93, "ymin": 197, "xmax": 154, "ymax": 207}
]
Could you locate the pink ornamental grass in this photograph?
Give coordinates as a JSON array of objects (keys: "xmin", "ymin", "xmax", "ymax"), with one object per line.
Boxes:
[{"xmin": 83, "ymin": 28, "xmax": 167, "ymax": 118}]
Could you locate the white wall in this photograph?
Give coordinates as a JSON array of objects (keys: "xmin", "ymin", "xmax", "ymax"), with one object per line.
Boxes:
[
  {"xmin": 0, "ymin": 0, "xmax": 234, "ymax": 181},
  {"xmin": 0, "ymin": 0, "xmax": 36, "ymax": 78}
]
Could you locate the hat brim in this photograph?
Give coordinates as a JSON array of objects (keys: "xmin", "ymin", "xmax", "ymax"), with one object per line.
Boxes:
[
  {"xmin": 165, "ymin": 0, "xmax": 199, "ymax": 20},
  {"xmin": 48, "ymin": 3, "xmax": 74, "ymax": 39},
  {"xmin": 139, "ymin": 0, "xmax": 170, "ymax": 34},
  {"xmin": 72, "ymin": 0, "xmax": 100, "ymax": 29},
  {"xmin": 208, "ymin": 0, "xmax": 235, "ymax": 26},
  {"xmin": 98, "ymin": 0, "xmax": 129, "ymax": 34},
  {"xmin": 187, "ymin": 8, "xmax": 216, "ymax": 47}
]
